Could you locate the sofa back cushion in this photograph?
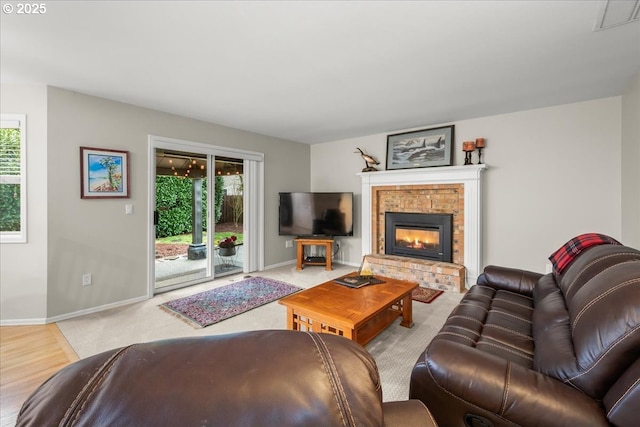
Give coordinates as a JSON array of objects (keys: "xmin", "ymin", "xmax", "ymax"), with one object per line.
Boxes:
[
  {"xmin": 17, "ymin": 331, "xmax": 386, "ymax": 427},
  {"xmin": 532, "ymin": 274, "xmax": 574, "ymax": 381},
  {"xmin": 534, "ymin": 245, "xmax": 640, "ymax": 399}
]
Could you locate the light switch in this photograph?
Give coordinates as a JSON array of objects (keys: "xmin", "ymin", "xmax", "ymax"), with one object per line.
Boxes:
[{"xmin": 125, "ymin": 204, "xmax": 133, "ymax": 215}]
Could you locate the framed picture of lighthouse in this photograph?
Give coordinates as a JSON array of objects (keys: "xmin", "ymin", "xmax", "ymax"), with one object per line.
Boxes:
[
  {"xmin": 80, "ymin": 147, "xmax": 130, "ymax": 199},
  {"xmin": 386, "ymin": 125, "xmax": 454, "ymax": 170}
]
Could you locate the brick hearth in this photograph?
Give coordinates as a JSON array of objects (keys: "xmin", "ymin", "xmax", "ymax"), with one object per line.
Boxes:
[{"xmin": 365, "ymin": 253, "xmax": 465, "ymax": 292}]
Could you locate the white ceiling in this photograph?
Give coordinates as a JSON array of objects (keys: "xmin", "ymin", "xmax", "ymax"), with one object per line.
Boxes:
[{"xmin": 1, "ymin": 1, "xmax": 639, "ymax": 144}]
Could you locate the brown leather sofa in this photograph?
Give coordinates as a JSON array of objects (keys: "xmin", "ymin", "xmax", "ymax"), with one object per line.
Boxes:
[
  {"xmin": 17, "ymin": 329, "xmax": 437, "ymax": 427},
  {"xmin": 410, "ymin": 243, "xmax": 640, "ymax": 427}
]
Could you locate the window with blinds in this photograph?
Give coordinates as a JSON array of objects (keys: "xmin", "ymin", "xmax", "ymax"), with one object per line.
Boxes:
[{"xmin": 1, "ymin": 114, "xmax": 27, "ymax": 243}]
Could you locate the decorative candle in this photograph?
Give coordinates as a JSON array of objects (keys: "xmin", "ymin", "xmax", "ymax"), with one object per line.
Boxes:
[
  {"xmin": 475, "ymin": 138, "xmax": 485, "ymax": 148},
  {"xmin": 462, "ymin": 141, "xmax": 475, "ymax": 152}
]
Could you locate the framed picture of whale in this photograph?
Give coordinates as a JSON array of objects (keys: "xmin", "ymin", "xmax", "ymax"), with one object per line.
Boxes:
[{"xmin": 386, "ymin": 125, "xmax": 454, "ymax": 170}]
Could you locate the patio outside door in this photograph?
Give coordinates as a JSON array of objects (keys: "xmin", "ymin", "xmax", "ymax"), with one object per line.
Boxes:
[{"xmin": 154, "ymin": 149, "xmax": 212, "ymax": 292}]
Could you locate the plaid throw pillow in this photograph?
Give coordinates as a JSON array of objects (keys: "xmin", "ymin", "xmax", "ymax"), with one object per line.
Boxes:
[{"xmin": 549, "ymin": 233, "xmax": 621, "ymax": 275}]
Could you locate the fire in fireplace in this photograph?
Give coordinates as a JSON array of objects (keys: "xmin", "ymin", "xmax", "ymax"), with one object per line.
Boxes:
[{"xmin": 385, "ymin": 212, "xmax": 453, "ymax": 262}]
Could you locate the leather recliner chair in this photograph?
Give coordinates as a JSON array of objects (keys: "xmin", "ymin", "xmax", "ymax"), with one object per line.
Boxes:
[
  {"xmin": 409, "ymin": 242, "xmax": 640, "ymax": 427},
  {"xmin": 17, "ymin": 329, "xmax": 437, "ymax": 427}
]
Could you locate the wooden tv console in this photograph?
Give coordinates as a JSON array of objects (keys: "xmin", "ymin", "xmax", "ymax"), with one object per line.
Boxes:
[{"xmin": 295, "ymin": 237, "xmax": 333, "ymax": 271}]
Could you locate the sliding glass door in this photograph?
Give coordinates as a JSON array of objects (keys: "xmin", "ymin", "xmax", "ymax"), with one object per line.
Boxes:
[
  {"xmin": 154, "ymin": 149, "xmax": 211, "ymax": 292},
  {"xmin": 149, "ymin": 136, "xmax": 264, "ymax": 295},
  {"xmin": 212, "ymin": 157, "xmax": 244, "ymax": 277}
]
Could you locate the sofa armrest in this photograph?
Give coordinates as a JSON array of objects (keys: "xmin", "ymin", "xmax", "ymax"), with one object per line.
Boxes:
[
  {"xmin": 410, "ymin": 340, "xmax": 609, "ymax": 427},
  {"xmin": 477, "ymin": 265, "xmax": 543, "ymax": 296}
]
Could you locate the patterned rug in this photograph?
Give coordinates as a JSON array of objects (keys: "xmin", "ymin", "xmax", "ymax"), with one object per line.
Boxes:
[
  {"xmin": 412, "ymin": 287, "xmax": 444, "ymax": 304},
  {"xmin": 160, "ymin": 277, "xmax": 302, "ymax": 328}
]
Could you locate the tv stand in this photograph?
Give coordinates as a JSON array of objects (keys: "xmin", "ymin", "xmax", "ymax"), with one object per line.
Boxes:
[{"xmin": 295, "ymin": 238, "xmax": 333, "ymax": 271}]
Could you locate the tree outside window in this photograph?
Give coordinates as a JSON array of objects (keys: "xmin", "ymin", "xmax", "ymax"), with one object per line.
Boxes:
[{"xmin": 0, "ymin": 115, "xmax": 26, "ymax": 243}]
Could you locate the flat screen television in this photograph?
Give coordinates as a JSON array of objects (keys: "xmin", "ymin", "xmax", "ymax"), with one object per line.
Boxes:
[{"xmin": 279, "ymin": 192, "xmax": 354, "ymax": 237}]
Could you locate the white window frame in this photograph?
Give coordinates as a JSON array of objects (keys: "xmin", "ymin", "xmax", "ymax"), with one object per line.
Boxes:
[{"xmin": 1, "ymin": 114, "xmax": 27, "ymax": 243}]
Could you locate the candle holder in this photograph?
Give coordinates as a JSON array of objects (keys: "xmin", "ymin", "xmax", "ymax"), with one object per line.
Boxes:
[
  {"xmin": 462, "ymin": 141, "xmax": 475, "ymax": 165},
  {"xmin": 475, "ymin": 138, "xmax": 486, "ymax": 164}
]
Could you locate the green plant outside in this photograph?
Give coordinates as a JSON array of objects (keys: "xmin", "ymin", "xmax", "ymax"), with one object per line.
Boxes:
[
  {"xmin": 0, "ymin": 184, "xmax": 20, "ymax": 232},
  {"xmin": 155, "ymin": 175, "xmax": 227, "ymax": 239},
  {"xmin": 214, "ymin": 175, "xmax": 224, "ymax": 224},
  {"xmin": 0, "ymin": 128, "xmax": 21, "ymax": 232},
  {"xmin": 156, "ymin": 231, "xmax": 243, "ymax": 246}
]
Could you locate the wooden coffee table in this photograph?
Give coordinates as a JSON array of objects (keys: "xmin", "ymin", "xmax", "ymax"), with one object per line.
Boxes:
[{"xmin": 278, "ymin": 274, "xmax": 417, "ymax": 346}]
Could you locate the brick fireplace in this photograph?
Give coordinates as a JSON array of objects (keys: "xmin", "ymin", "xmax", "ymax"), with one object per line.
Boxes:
[
  {"xmin": 375, "ymin": 184, "xmax": 463, "ymax": 264},
  {"xmin": 359, "ymin": 165, "xmax": 486, "ymax": 290}
]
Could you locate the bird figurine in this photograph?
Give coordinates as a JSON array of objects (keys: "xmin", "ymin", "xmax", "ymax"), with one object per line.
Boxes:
[{"xmin": 354, "ymin": 148, "xmax": 380, "ymax": 172}]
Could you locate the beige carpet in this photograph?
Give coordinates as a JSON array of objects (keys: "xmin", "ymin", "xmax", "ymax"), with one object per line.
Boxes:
[{"xmin": 56, "ymin": 263, "xmax": 462, "ymax": 402}]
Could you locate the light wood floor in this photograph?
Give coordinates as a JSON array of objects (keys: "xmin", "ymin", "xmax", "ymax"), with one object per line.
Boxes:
[{"xmin": 0, "ymin": 324, "xmax": 78, "ymax": 427}]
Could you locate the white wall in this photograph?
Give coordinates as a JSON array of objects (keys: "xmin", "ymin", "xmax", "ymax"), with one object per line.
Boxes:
[
  {"xmin": 1, "ymin": 85, "xmax": 310, "ymax": 323},
  {"xmin": 621, "ymin": 73, "xmax": 640, "ymax": 248},
  {"xmin": 0, "ymin": 84, "xmax": 49, "ymax": 322},
  {"xmin": 310, "ymin": 135, "xmax": 378, "ymax": 265},
  {"xmin": 44, "ymin": 87, "xmax": 310, "ymax": 319},
  {"xmin": 311, "ymin": 97, "xmax": 623, "ymax": 273}
]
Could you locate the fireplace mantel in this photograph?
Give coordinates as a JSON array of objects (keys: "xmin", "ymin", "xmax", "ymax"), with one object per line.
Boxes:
[{"xmin": 358, "ymin": 164, "xmax": 487, "ymax": 288}]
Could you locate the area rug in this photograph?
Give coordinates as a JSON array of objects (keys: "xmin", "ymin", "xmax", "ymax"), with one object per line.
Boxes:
[
  {"xmin": 160, "ymin": 277, "xmax": 302, "ymax": 328},
  {"xmin": 412, "ymin": 287, "xmax": 444, "ymax": 304}
]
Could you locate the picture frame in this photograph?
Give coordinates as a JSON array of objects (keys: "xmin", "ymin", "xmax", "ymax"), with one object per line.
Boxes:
[
  {"xmin": 386, "ymin": 125, "xmax": 454, "ymax": 170},
  {"xmin": 80, "ymin": 147, "xmax": 130, "ymax": 199}
]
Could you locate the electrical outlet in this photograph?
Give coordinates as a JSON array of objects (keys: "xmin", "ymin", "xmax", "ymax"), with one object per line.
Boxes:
[
  {"xmin": 82, "ymin": 273, "xmax": 92, "ymax": 286},
  {"xmin": 285, "ymin": 240, "xmax": 293, "ymax": 248}
]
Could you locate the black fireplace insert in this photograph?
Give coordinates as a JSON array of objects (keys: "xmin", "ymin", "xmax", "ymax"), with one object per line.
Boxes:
[{"xmin": 385, "ymin": 212, "xmax": 453, "ymax": 262}]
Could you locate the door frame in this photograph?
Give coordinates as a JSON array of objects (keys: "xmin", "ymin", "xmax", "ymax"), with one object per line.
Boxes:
[{"xmin": 147, "ymin": 135, "xmax": 264, "ymax": 297}]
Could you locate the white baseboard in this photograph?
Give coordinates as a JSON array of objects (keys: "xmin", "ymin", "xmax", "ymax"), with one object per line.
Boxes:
[
  {"xmin": 262, "ymin": 259, "xmax": 297, "ymax": 270},
  {"xmin": 0, "ymin": 317, "xmax": 48, "ymax": 326},
  {"xmin": 45, "ymin": 295, "xmax": 150, "ymax": 324},
  {"xmin": 340, "ymin": 260, "xmax": 361, "ymax": 268},
  {"xmin": 1, "ymin": 295, "xmax": 152, "ymax": 326}
]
